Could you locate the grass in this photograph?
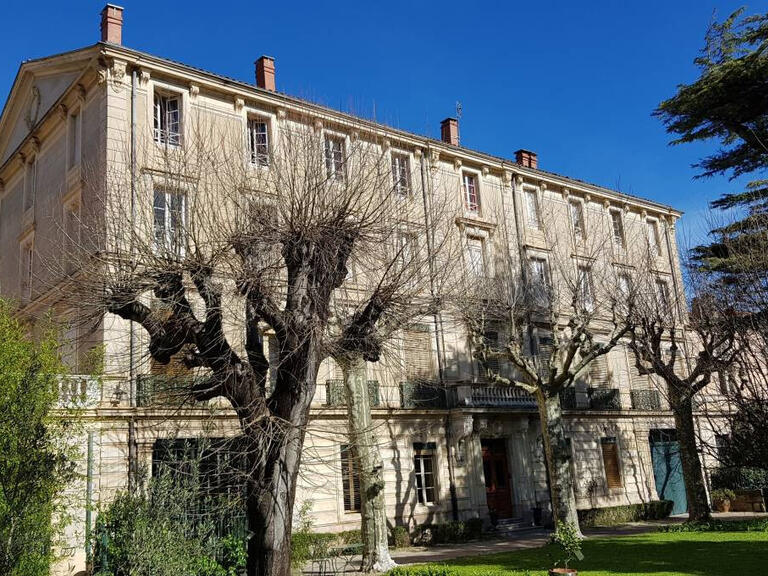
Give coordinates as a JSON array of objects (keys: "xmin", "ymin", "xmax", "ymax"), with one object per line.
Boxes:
[{"xmin": 389, "ymin": 530, "xmax": 768, "ymax": 575}]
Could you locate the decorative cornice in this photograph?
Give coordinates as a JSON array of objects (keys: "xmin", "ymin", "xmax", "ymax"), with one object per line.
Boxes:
[
  {"xmin": 234, "ymin": 97, "xmax": 245, "ymax": 112},
  {"xmin": 189, "ymin": 83, "xmax": 200, "ymax": 100},
  {"xmin": 276, "ymin": 107, "xmax": 287, "ymax": 120},
  {"xmin": 454, "ymin": 158, "xmax": 462, "ymax": 170},
  {"xmin": 139, "ymin": 69, "xmax": 151, "ymax": 87},
  {"xmin": 481, "ymin": 165, "xmax": 490, "ymax": 176}
]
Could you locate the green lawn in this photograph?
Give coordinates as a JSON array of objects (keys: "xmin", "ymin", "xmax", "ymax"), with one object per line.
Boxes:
[{"xmin": 391, "ymin": 531, "xmax": 768, "ymax": 576}]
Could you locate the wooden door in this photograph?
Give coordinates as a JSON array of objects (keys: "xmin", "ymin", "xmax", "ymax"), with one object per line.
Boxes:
[{"xmin": 481, "ymin": 439, "xmax": 514, "ymax": 519}]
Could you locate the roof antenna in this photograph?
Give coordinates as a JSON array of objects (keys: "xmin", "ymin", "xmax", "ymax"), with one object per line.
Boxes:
[{"xmin": 455, "ymin": 101, "xmax": 463, "ymax": 145}]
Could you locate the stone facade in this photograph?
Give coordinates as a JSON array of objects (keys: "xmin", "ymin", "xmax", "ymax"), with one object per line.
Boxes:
[{"xmin": 0, "ymin": 8, "xmax": 733, "ymax": 575}]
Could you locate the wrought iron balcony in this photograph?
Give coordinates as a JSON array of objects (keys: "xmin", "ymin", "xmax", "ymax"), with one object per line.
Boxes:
[
  {"xmin": 631, "ymin": 389, "xmax": 661, "ymax": 411},
  {"xmin": 325, "ymin": 379, "xmax": 381, "ymax": 407},
  {"xmin": 588, "ymin": 387, "xmax": 622, "ymax": 410},
  {"xmin": 399, "ymin": 381, "xmax": 448, "ymax": 409},
  {"xmin": 451, "ymin": 384, "xmax": 537, "ymax": 409},
  {"xmin": 136, "ymin": 374, "xmax": 209, "ymax": 407}
]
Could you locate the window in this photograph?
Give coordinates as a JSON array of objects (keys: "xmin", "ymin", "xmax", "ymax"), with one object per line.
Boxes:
[
  {"xmin": 325, "ymin": 136, "xmax": 345, "ymax": 180},
  {"xmin": 577, "ymin": 265, "xmax": 594, "ymax": 311},
  {"xmin": 413, "ymin": 442, "xmax": 437, "ymax": 504},
  {"xmin": 656, "ymin": 279, "xmax": 671, "ymax": 314},
  {"xmin": 466, "ymin": 236, "xmax": 485, "ymax": 277},
  {"xmin": 404, "ymin": 325, "xmax": 435, "ymax": 381},
  {"xmin": 524, "ymin": 189, "xmax": 540, "ymax": 229},
  {"xmin": 647, "ymin": 219, "xmax": 661, "ymax": 256},
  {"xmin": 64, "ymin": 202, "xmax": 81, "ymax": 274},
  {"xmin": 610, "ymin": 210, "xmax": 625, "ymax": 249},
  {"xmin": 600, "ymin": 437, "xmax": 622, "ymax": 489},
  {"xmin": 392, "ymin": 153, "xmax": 410, "ymax": 197},
  {"xmin": 481, "ymin": 331, "xmax": 500, "ymax": 375},
  {"xmin": 569, "ymin": 200, "xmax": 585, "ymax": 240},
  {"xmin": 154, "ymin": 92, "xmax": 181, "ymax": 146},
  {"xmin": 463, "ymin": 173, "xmax": 479, "ymax": 212},
  {"xmin": 529, "ymin": 256, "xmax": 550, "ymax": 305},
  {"xmin": 618, "ymin": 273, "xmax": 632, "ymax": 298},
  {"xmin": 20, "ymin": 242, "xmax": 33, "ymax": 301},
  {"xmin": 68, "ymin": 110, "xmax": 81, "ymax": 169},
  {"xmin": 340, "ymin": 444, "xmax": 361, "ymax": 512},
  {"xmin": 153, "ymin": 190, "xmax": 187, "ymax": 257},
  {"xmin": 23, "ymin": 159, "xmax": 36, "ymax": 213},
  {"xmin": 247, "ymin": 117, "xmax": 269, "ymax": 166}
]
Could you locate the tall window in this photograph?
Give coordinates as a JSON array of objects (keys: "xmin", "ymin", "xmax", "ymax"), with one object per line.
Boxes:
[
  {"xmin": 618, "ymin": 273, "xmax": 632, "ymax": 297},
  {"xmin": 466, "ymin": 236, "xmax": 485, "ymax": 277},
  {"xmin": 340, "ymin": 444, "xmax": 361, "ymax": 512},
  {"xmin": 463, "ymin": 173, "xmax": 479, "ymax": 212},
  {"xmin": 153, "ymin": 190, "xmax": 186, "ymax": 257},
  {"xmin": 577, "ymin": 265, "xmax": 594, "ymax": 311},
  {"xmin": 20, "ymin": 242, "xmax": 33, "ymax": 301},
  {"xmin": 647, "ymin": 219, "xmax": 661, "ymax": 256},
  {"xmin": 600, "ymin": 437, "xmax": 622, "ymax": 489},
  {"xmin": 23, "ymin": 159, "xmax": 36, "ymax": 213},
  {"xmin": 247, "ymin": 117, "xmax": 269, "ymax": 166},
  {"xmin": 392, "ymin": 153, "xmax": 410, "ymax": 197},
  {"xmin": 154, "ymin": 93, "xmax": 181, "ymax": 146},
  {"xmin": 413, "ymin": 442, "xmax": 437, "ymax": 504},
  {"xmin": 656, "ymin": 278, "xmax": 671, "ymax": 314},
  {"xmin": 525, "ymin": 189, "xmax": 540, "ymax": 229},
  {"xmin": 569, "ymin": 200, "xmax": 585, "ymax": 240},
  {"xmin": 68, "ymin": 110, "xmax": 81, "ymax": 169},
  {"xmin": 528, "ymin": 257, "xmax": 550, "ymax": 306},
  {"xmin": 610, "ymin": 210, "xmax": 625, "ymax": 249},
  {"xmin": 325, "ymin": 136, "xmax": 345, "ymax": 180},
  {"xmin": 64, "ymin": 202, "xmax": 81, "ymax": 274},
  {"xmin": 482, "ymin": 331, "xmax": 500, "ymax": 375}
]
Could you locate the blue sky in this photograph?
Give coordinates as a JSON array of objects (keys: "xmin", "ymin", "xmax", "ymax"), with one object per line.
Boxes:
[{"xmin": 2, "ymin": 1, "xmax": 766, "ymax": 245}]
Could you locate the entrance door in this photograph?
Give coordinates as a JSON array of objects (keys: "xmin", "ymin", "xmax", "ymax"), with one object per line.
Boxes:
[
  {"xmin": 481, "ymin": 439, "xmax": 514, "ymax": 519},
  {"xmin": 649, "ymin": 429, "xmax": 688, "ymax": 515}
]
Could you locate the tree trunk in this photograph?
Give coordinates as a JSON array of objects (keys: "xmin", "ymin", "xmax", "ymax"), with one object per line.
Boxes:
[
  {"xmin": 536, "ymin": 388, "xmax": 582, "ymax": 535},
  {"xmin": 245, "ymin": 342, "xmax": 320, "ymax": 576},
  {"xmin": 342, "ymin": 356, "xmax": 396, "ymax": 573},
  {"xmin": 670, "ymin": 390, "xmax": 711, "ymax": 522}
]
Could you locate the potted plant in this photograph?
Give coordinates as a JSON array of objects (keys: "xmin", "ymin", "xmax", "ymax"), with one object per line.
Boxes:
[
  {"xmin": 549, "ymin": 521, "xmax": 584, "ymax": 576},
  {"xmin": 711, "ymin": 488, "xmax": 736, "ymax": 512}
]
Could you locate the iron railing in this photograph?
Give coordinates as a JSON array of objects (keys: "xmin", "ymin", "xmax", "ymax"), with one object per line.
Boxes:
[{"xmin": 325, "ymin": 379, "xmax": 381, "ymax": 407}]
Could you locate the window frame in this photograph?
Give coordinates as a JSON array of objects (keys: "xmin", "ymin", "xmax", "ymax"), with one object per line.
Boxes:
[
  {"xmin": 67, "ymin": 107, "xmax": 82, "ymax": 171},
  {"xmin": 23, "ymin": 157, "xmax": 36, "ymax": 214},
  {"xmin": 646, "ymin": 218, "xmax": 662, "ymax": 257},
  {"xmin": 569, "ymin": 198, "xmax": 586, "ymax": 241},
  {"xmin": 340, "ymin": 443, "xmax": 361, "ymax": 512},
  {"xmin": 600, "ymin": 436, "xmax": 623, "ymax": 491},
  {"xmin": 153, "ymin": 188, "xmax": 188, "ymax": 258},
  {"xmin": 465, "ymin": 235, "xmax": 486, "ymax": 278},
  {"xmin": 324, "ymin": 134, "xmax": 346, "ymax": 181},
  {"xmin": 577, "ymin": 263, "xmax": 595, "ymax": 311},
  {"xmin": 413, "ymin": 442, "xmax": 438, "ymax": 505},
  {"xmin": 246, "ymin": 115, "xmax": 271, "ymax": 167},
  {"xmin": 462, "ymin": 171, "xmax": 480, "ymax": 213},
  {"xmin": 391, "ymin": 151, "xmax": 412, "ymax": 198},
  {"xmin": 523, "ymin": 186, "xmax": 541, "ymax": 230},
  {"xmin": 19, "ymin": 234, "xmax": 34, "ymax": 303},
  {"xmin": 153, "ymin": 88, "xmax": 183, "ymax": 148},
  {"xmin": 63, "ymin": 198, "xmax": 81, "ymax": 274},
  {"xmin": 655, "ymin": 277, "xmax": 671, "ymax": 315}
]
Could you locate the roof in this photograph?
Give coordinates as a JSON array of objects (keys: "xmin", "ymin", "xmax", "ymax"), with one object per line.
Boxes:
[{"xmin": 0, "ymin": 42, "xmax": 682, "ymax": 216}]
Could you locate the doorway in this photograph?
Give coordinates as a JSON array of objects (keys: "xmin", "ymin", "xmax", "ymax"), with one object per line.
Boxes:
[
  {"xmin": 481, "ymin": 438, "xmax": 514, "ymax": 519},
  {"xmin": 649, "ymin": 429, "xmax": 688, "ymax": 515}
]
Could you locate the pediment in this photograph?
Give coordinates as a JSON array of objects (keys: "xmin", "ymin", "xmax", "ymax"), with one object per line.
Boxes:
[{"xmin": 0, "ymin": 47, "xmax": 97, "ymax": 165}]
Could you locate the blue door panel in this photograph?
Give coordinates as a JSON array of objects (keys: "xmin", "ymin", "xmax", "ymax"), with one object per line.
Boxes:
[{"xmin": 650, "ymin": 440, "xmax": 687, "ymax": 515}]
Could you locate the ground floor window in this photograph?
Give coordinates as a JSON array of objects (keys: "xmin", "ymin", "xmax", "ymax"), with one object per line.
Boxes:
[
  {"xmin": 600, "ymin": 436, "xmax": 623, "ymax": 490},
  {"xmin": 341, "ymin": 444, "xmax": 361, "ymax": 512},
  {"xmin": 413, "ymin": 442, "xmax": 437, "ymax": 504}
]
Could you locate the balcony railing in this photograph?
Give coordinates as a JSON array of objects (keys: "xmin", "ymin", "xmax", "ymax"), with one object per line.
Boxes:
[
  {"xmin": 136, "ymin": 374, "xmax": 209, "ymax": 407},
  {"xmin": 399, "ymin": 381, "xmax": 448, "ymax": 409},
  {"xmin": 588, "ymin": 387, "xmax": 622, "ymax": 410},
  {"xmin": 325, "ymin": 380, "xmax": 381, "ymax": 407},
  {"xmin": 451, "ymin": 384, "xmax": 537, "ymax": 409},
  {"xmin": 631, "ymin": 389, "xmax": 661, "ymax": 411},
  {"xmin": 57, "ymin": 375, "xmax": 100, "ymax": 407}
]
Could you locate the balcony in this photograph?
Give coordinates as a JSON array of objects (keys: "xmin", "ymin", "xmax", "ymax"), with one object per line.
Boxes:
[
  {"xmin": 450, "ymin": 384, "xmax": 536, "ymax": 409},
  {"xmin": 136, "ymin": 374, "xmax": 209, "ymax": 408},
  {"xmin": 325, "ymin": 379, "xmax": 381, "ymax": 407},
  {"xmin": 631, "ymin": 389, "xmax": 661, "ymax": 411},
  {"xmin": 399, "ymin": 381, "xmax": 448, "ymax": 409},
  {"xmin": 57, "ymin": 375, "xmax": 100, "ymax": 407},
  {"xmin": 560, "ymin": 386, "xmax": 622, "ymax": 410}
]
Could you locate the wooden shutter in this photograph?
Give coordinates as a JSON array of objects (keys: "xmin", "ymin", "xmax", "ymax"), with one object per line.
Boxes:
[
  {"xmin": 589, "ymin": 354, "xmax": 610, "ymax": 388},
  {"xmin": 404, "ymin": 325, "xmax": 435, "ymax": 381},
  {"xmin": 601, "ymin": 437, "xmax": 622, "ymax": 489},
  {"xmin": 537, "ymin": 336, "xmax": 554, "ymax": 379},
  {"xmin": 340, "ymin": 444, "xmax": 361, "ymax": 512}
]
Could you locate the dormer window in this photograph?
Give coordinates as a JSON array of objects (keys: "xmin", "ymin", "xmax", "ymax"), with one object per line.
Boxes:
[
  {"xmin": 247, "ymin": 117, "xmax": 270, "ymax": 167},
  {"xmin": 154, "ymin": 92, "xmax": 181, "ymax": 146},
  {"xmin": 463, "ymin": 173, "xmax": 479, "ymax": 212}
]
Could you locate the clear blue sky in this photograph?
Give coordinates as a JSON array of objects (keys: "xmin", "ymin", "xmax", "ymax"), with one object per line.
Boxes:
[{"xmin": 2, "ymin": 1, "xmax": 766, "ymax": 242}]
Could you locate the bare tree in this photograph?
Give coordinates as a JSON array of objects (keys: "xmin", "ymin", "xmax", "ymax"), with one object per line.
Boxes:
[
  {"xmin": 50, "ymin": 110, "xmax": 457, "ymax": 576},
  {"xmin": 627, "ymin": 260, "xmax": 739, "ymax": 521},
  {"xmin": 458, "ymin": 198, "xmax": 639, "ymax": 534}
]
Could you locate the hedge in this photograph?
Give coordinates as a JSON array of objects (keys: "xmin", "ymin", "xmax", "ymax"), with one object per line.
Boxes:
[
  {"xmin": 578, "ymin": 500, "xmax": 673, "ymax": 527},
  {"xmin": 411, "ymin": 519, "xmax": 484, "ymax": 546}
]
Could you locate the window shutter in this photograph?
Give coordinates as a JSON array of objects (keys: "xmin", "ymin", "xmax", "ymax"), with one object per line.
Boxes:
[
  {"xmin": 404, "ymin": 325, "xmax": 435, "ymax": 381},
  {"xmin": 340, "ymin": 444, "xmax": 361, "ymax": 511},
  {"xmin": 601, "ymin": 437, "xmax": 622, "ymax": 489},
  {"xmin": 589, "ymin": 354, "xmax": 610, "ymax": 387}
]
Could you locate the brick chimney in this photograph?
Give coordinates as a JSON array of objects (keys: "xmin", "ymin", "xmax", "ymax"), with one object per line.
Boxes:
[
  {"xmin": 515, "ymin": 149, "xmax": 538, "ymax": 169},
  {"xmin": 255, "ymin": 56, "xmax": 276, "ymax": 91},
  {"xmin": 100, "ymin": 4, "xmax": 124, "ymax": 44},
  {"xmin": 440, "ymin": 117, "xmax": 459, "ymax": 146}
]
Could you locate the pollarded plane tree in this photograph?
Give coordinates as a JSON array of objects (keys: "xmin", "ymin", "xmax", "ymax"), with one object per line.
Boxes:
[
  {"xmin": 458, "ymin": 193, "xmax": 645, "ymax": 534},
  {"xmin": 54, "ymin": 108, "xmax": 453, "ymax": 576}
]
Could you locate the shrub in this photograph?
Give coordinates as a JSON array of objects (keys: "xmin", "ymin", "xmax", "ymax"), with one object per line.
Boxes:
[
  {"xmin": 578, "ymin": 500, "xmax": 673, "ymax": 527},
  {"xmin": 391, "ymin": 526, "xmax": 410, "ymax": 548},
  {"xmin": 412, "ymin": 519, "xmax": 484, "ymax": 546},
  {"xmin": 551, "ymin": 521, "xmax": 584, "ymax": 570},
  {"xmin": 387, "ymin": 566, "xmax": 532, "ymax": 576},
  {"xmin": 659, "ymin": 517, "xmax": 768, "ymax": 533},
  {"xmin": 711, "ymin": 488, "xmax": 736, "ymax": 505},
  {"xmin": 711, "ymin": 467, "xmax": 768, "ymax": 491}
]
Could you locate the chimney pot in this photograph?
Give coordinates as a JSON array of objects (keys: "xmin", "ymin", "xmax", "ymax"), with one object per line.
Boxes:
[
  {"xmin": 255, "ymin": 56, "xmax": 276, "ymax": 91},
  {"xmin": 100, "ymin": 4, "xmax": 124, "ymax": 45},
  {"xmin": 515, "ymin": 149, "xmax": 538, "ymax": 169},
  {"xmin": 440, "ymin": 117, "xmax": 459, "ymax": 146}
]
